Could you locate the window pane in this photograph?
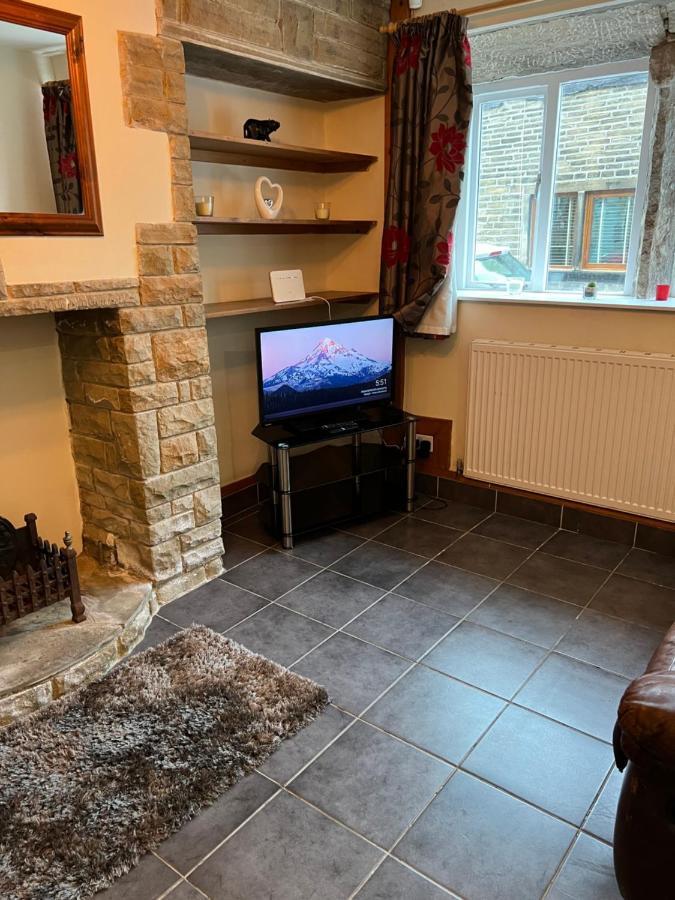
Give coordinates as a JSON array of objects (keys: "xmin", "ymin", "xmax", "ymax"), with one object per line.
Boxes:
[
  {"xmin": 549, "ymin": 193, "xmax": 578, "ymax": 267},
  {"xmin": 586, "ymin": 192, "xmax": 634, "ymax": 266},
  {"xmin": 472, "ymin": 95, "xmax": 544, "ymax": 287},
  {"xmin": 546, "ymin": 72, "xmax": 648, "ymax": 293}
]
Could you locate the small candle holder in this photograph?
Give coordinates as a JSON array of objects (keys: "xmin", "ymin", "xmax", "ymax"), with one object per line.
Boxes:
[
  {"xmin": 314, "ymin": 201, "xmax": 331, "ymax": 221},
  {"xmin": 655, "ymin": 284, "xmax": 670, "ymax": 301},
  {"xmin": 505, "ymin": 277, "xmax": 524, "ymax": 296},
  {"xmin": 195, "ymin": 195, "xmax": 214, "ymax": 217}
]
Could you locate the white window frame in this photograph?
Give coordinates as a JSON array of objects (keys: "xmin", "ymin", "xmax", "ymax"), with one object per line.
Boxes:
[{"xmin": 455, "ymin": 58, "xmax": 657, "ymax": 297}]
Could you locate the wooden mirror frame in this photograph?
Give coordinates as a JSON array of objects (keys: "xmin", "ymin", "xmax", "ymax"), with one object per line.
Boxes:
[{"xmin": 0, "ymin": 0, "xmax": 102, "ymax": 235}]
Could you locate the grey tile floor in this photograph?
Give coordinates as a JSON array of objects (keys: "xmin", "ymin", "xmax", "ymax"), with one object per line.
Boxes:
[{"xmin": 99, "ymin": 498, "xmax": 675, "ymax": 900}]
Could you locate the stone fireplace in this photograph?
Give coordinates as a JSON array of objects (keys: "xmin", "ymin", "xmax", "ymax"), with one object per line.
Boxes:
[
  {"xmin": 0, "ymin": 31, "xmax": 224, "ymax": 720},
  {"xmin": 55, "ymin": 222, "xmax": 224, "ymax": 605},
  {"xmin": 0, "ymin": 32, "xmax": 224, "ymax": 601},
  {"xmin": 0, "ymin": 231, "xmax": 225, "ymax": 722}
]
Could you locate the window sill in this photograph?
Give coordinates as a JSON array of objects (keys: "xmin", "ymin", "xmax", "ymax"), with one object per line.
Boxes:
[{"xmin": 458, "ymin": 289, "xmax": 675, "ymax": 312}]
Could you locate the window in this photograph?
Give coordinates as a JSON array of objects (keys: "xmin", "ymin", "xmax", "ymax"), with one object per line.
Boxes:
[
  {"xmin": 458, "ymin": 62, "xmax": 653, "ymax": 296},
  {"xmin": 471, "ymin": 93, "xmax": 545, "ymax": 287},
  {"xmin": 582, "ymin": 190, "xmax": 634, "ymax": 269},
  {"xmin": 549, "ymin": 193, "xmax": 578, "ymax": 268}
]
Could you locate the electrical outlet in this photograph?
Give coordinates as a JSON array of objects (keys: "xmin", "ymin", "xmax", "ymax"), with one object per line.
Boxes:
[
  {"xmin": 417, "ymin": 433, "xmax": 434, "ymax": 453},
  {"xmin": 410, "ymin": 415, "xmax": 452, "ymax": 476}
]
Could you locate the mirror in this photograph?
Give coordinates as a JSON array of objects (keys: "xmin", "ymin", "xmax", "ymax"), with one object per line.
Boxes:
[{"xmin": 0, "ymin": 1, "xmax": 102, "ymax": 235}]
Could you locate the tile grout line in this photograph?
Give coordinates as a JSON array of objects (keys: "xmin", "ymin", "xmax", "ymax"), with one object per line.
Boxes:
[
  {"xmin": 279, "ymin": 781, "xmax": 466, "ymax": 900},
  {"xmin": 151, "ymin": 511, "xmax": 435, "ymax": 887},
  {"xmin": 275, "ymin": 503, "xmax": 501, "ymax": 671},
  {"xmin": 173, "ymin": 507, "xmax": 638, "ymax": 741},
  {"xmin": 277, "ymin": 518, "xmax": 630, "ymax": 898},
  {"xmin": 511, "ymin": 541, "xmax": 635, "ymax": 898},
  {"xmin": 212, "ymin": 507, "xmax": 449, "ymax": 666},
  {"xmin": 506, "ymin": 541, "xmax": 635, "ymax": 704},
  {"xmin": 159, "ymin": 784, "xmax": 285, "ymax": 883},
  {"xmin": 185, "ymin": 523, "xmax": 648, "ymax": 896},
  {"xmin": 253, "ymin": 516, "xmax": 561, "ymax": 898},
  {"xmin": 142, "ymin": 506, "xmax": 661, "ymax": 896},
  {"xmin": 163, "ymin": 506, "xmax": 648, "ymax": 891},
  {"xmin": 576, "ymin": 763, "xmax": 617, "ymax": 847},
  {"xmin": 167, "ymin": 508, "xmax": 645, "ymax": 736},
  {"xmin": 346, "ymin": 532, "xmax": 602, "ymax": 897}
]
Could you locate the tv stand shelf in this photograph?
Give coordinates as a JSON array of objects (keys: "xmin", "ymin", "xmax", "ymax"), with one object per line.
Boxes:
[
  {"xmin": 252, "ymin": 408, "xmax": 416, "ymax": 548},
  {"xmin": 257, "ymin": 443, "xmax": 405, "ymax": 494}
]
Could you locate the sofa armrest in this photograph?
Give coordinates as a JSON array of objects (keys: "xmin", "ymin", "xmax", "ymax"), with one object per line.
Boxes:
[
  {"xmin": 617, "ymin": 671, "xmax": 675, "ymax": 771},
  {"xmin": 645, "ymin": 624, "xmax": 675, "ymax": 675}
]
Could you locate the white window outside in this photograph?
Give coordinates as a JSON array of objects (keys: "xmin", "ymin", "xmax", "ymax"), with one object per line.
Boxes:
[{"xmin": 456, "ymin": 60, "xmax": 656, "ymax": 297}]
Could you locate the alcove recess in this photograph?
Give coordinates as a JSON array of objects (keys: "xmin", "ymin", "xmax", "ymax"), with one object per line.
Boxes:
[{"xmin": 185, "ymin": 70, "xmax": 384, "ymax": 321}]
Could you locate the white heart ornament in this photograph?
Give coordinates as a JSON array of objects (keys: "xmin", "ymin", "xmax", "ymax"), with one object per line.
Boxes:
[{"xmin": 255, "ymin": 176, "xmax": 283, "ymax": 220}]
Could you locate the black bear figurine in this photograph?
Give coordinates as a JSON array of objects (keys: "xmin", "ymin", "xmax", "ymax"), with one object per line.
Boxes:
[{"xmin": 243, "ymin": 118, "xmax": 280, "ymax": 142}]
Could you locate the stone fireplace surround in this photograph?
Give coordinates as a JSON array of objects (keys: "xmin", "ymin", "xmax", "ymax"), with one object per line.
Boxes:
[
  {"xmin": 0, "ymin": 33, "xmax": 225, "ymax": 718},
  {"xmin": 1, "ymin": 32, "xmax": 225, "ymax": 602}
]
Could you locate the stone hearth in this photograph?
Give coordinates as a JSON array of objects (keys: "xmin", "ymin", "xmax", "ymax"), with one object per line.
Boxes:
[{"xmin": 0, "ymin": 556, "xmax": 155, "ymax": 724}]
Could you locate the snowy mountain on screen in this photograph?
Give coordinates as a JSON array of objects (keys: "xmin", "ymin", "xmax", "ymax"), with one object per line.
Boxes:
[{"xmin": 263, "ymin": 338, "xmax": 389, "ymax": 393}]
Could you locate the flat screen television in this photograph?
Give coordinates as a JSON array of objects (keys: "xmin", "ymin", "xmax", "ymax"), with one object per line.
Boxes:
[{"xmin": 256, "ymin": 315, "xmax": 395, "ymax": 426}]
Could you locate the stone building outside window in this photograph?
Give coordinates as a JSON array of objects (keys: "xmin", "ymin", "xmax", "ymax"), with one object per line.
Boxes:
[{"xmin": 458, "ymin": 60, "xmax": 653, "ymax": 296}]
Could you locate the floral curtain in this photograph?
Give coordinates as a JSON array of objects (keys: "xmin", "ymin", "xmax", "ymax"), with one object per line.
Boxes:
[
  {"xmin": 380, "ymin": 12, "xmax": 473, "ymax": 335},
  {"xmin": 42, "ymin": 81, "xmax": 82, "ymax": 214}
]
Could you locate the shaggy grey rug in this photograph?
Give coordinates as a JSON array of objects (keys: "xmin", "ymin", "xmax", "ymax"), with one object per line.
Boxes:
[{"xmin": 0, "ymin": 625, "xmax": 328, "ymax": 900}]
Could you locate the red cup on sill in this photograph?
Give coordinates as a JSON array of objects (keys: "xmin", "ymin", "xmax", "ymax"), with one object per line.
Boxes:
[{"xmin": 655, "ymin": 284, "xmax": 670, "ymax": 301}]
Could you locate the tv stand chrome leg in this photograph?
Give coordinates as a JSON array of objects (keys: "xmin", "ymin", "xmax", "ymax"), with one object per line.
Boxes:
[
  {"xmin": 277, "ymin": 443, "xmax": 294, "ymax": 549},
  {"xmin": 269, "ymin": 446, "xmax": 279, "ymax": 507},
  {"xmin": 352, "ymin": 431, "xmax": 362, "ymax": 495},
  {"xmin": 405, "ymin": 417, "xmax": 416, "ymax": 513},
  {"xmin": 268, "ymin": 445, "xmax": 280, "ymax": 534}
]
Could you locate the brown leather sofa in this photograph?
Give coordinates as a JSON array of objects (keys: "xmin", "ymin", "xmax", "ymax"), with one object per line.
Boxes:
[{"xmin": 612, "ymin": 623, "xmax": 675, "ymax": 899}]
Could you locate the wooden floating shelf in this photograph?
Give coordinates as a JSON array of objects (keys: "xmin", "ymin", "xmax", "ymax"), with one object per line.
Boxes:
[
  {"xmin": 205, "ymin": 290, "xmax": 377, "ymax": 319},
  {"xmin": 194, "ymin": 217, "xmax": 377, "ymax": 235},
  {"xmin": 189, "ymin": 131, "xmax": 377, "ymax": 173}
]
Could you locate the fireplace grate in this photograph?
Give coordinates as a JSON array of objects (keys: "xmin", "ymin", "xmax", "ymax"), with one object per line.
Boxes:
[{"xmin": 0, "ymin": 514, "xmax": 85, "ymax": 627}]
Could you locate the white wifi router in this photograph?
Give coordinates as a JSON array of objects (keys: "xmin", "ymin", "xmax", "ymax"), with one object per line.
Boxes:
[{"xmin": 269, "ymin": 269, "xmax": 306, "ymax": 304}]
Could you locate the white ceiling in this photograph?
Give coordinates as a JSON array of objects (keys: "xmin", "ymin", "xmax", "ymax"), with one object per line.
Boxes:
[{"xmin": 0, "ymin": 20, "xmax": 66, "ymax": 52}]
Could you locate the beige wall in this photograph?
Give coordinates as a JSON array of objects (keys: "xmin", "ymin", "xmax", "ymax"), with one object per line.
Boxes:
[
  {"xmin": 190, "ymin": 75, "xmax": 385, "ymax": 485},
  {"xmin": 405, "ymin": 300, "xmax": 675, "ymax": 468},
  {"xmin": 0, "ymin": 315, "xmax": 81, "ymax": 544},
  {"xmin": 0, "ymin": 0, "xmax": 170, "ymax": 545}
]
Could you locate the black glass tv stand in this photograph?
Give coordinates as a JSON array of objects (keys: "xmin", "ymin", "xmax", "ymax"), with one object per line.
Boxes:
[{"xmin": 252, "ymin": 407, "xmax": 416, "ymax": 549}]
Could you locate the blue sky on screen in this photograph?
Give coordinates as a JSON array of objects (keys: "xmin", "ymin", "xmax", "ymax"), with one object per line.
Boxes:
[{"xmin": 260, "ymin": 318, "xmax": 393, "ymax": 380}]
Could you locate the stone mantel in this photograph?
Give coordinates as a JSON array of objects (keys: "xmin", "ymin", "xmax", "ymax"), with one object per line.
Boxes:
[
  {"xmin": 157, "ymin": 0, "xmax": 389, "ymax": 101},
  {"xmin": 0, "ymin": 276, "xmax": 140, "ymax": 317}
]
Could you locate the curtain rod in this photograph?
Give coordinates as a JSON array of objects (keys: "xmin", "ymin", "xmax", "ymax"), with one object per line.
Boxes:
[{"xmin": 379, "ymin": 0, "xmax": 543, "ymax": 31}]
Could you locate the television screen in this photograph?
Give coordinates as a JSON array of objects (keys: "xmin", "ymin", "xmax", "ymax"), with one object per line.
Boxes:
[{"xmin": 257, "ymin": 315, "xmax": 395, "ymax": 424}]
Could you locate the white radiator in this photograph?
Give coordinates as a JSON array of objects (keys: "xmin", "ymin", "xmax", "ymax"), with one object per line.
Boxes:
[{"xmin": 466, "ymin": 340, "xmax": 675, "ymax": 522}]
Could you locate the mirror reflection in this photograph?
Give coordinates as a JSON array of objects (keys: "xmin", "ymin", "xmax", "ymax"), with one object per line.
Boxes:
[{"xmin": 0, "ymin": 21, "xmax": 82, "ymax": 215}]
